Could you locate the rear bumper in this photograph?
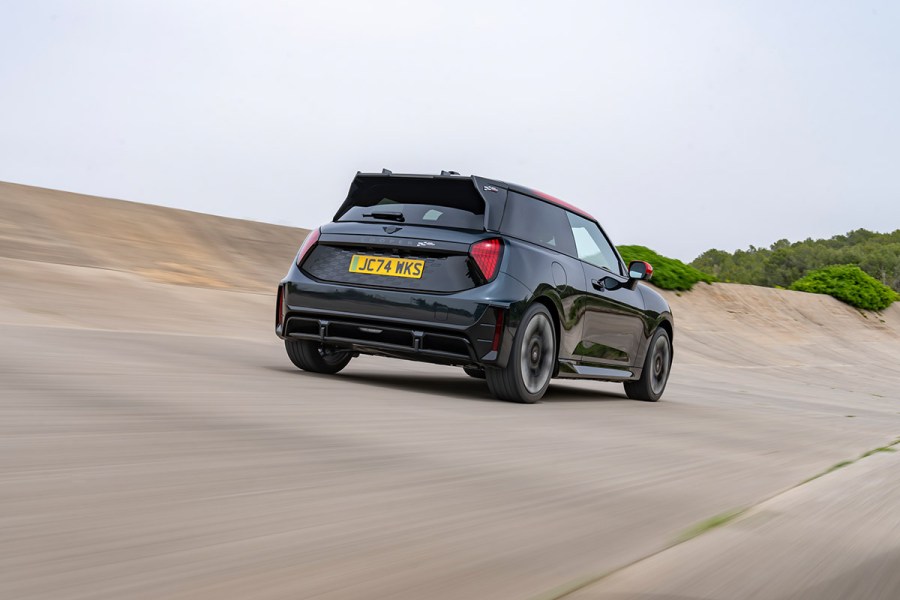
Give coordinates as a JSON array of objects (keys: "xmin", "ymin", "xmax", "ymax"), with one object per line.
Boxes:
[{"xmin": 276, "ymin": 267, "xmax": 528, "ymax": 367}]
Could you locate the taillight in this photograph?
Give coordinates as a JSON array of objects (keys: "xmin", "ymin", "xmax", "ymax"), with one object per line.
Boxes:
[
  {"xmin": 295, "ymin": 228, "xmax": 321, "ymax": 268},
  {"xmin": 469, "ymin": 238, "xmax": 503, "ymax": 281}
]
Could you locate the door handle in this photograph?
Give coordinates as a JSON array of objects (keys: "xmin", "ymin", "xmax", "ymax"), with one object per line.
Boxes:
[{"xmin": 591, "ymin": 279, "xmax": 606, "ymax": 292}]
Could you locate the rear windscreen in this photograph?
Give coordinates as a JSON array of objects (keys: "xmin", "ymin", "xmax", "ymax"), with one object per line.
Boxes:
[{"xmin": 335, "ymin": 177, "xmax": 485, "ymax": 230}]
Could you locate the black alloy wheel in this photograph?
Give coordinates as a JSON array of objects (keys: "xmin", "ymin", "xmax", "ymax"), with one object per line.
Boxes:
[
  {"xmin": 285, "ymin": 340, "xmax": 352, "ymax": 374},
  {"xmin": 624, "ymin": 328, "xmax": 671, "ymax": 402},
  {"xmin": 486, "ymin": 303, "xmax": 556, "ymax": 403}
]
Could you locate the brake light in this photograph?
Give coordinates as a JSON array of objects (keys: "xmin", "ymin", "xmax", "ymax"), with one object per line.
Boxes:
[
  {"xmin": 295, "ymin": 228, "xmax": 321, "ymax": 267},
  {"xmin": 470, "ymin": 238, "xmax": 503, "ymax": 281}
]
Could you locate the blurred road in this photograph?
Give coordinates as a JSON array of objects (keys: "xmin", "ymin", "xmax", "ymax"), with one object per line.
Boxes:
[{"xmin": 2, "ymin": 263, "xmax": 899, "ymax": 599}]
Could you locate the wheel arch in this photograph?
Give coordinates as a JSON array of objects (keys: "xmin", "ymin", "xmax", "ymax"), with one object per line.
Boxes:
[
  {"xmin": 658, "ymin": 317, "xmax": 674, "ymax": 344},
  {"xmin": 531, "ymin": 295, "xmax": 562, "ymax": 376}
]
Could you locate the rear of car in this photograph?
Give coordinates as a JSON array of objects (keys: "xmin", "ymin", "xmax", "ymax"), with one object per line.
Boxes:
[{"xmin": 276, "ymin": 173, "xmax": 523, "ymax": 370}]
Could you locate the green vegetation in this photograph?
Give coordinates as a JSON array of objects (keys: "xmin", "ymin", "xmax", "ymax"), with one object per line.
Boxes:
[
  {"xmin": 692, "ymin": 229, "xmax": 900, "ymax": 291},
  {"xmin": 803, "ymin": 438, "xmax": 900, "ymax": 484},
  {"xmin": 691, "ymin": 229, "xmax": 900, "ymax": 310},
  {"xmin": 618, "ymin": 245, "xmax": 715, "ymax": 291},
  {"xmin": 675, "ymin": 509, "xmax": 747, "ymax": 544},
  {"xmin": 790, "ymin": 265, "xmax": 899, "ymax": 311},
  {"xmin": 860, "ymin": 445, "xmax": 898, "ymax": 459}
]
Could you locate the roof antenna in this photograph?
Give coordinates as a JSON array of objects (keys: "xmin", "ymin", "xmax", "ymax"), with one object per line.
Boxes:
[
  {"xmin": 381, "ymin": 168, "xmax": 393, "ymax": 175},
  {"xmin": 441, "ymin": 170, "xmax": 460, "ymax": 176}
]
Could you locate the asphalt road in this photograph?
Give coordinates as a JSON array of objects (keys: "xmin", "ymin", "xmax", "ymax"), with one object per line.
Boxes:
[{"xmin": 2, "ymin": 256, "xmax": 899, "ymax": 599}]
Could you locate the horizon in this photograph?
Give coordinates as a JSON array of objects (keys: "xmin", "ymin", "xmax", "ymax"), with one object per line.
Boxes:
[{"xmin": 3, "ymin": 177, "xmax": 896, "ymax": 264}]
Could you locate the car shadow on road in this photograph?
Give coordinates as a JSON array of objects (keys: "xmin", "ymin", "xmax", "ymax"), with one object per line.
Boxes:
[
  {"xmin": 542, "ymin": 383, "xmax": 629, "ymax": 403},
  {"xmin": 266, "ymin": 365, "xmax": 629, "ymax": 404},
  {"xmin": 264, "ymin": 365, "xmax": 497, "ymax": 403}
]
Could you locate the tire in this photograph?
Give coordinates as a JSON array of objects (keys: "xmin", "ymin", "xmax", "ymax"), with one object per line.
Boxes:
[
  {"xmin": 285, "ymin": 339, "xmax": 352, "ymax": 375},
  {"xmin": 485, "ymin": 304, "xmax": 556, "ymax": 403},
  {"xmin": 624, "ymin": 328, "xmax": 672, "ymax": 402},
  {"xmin": 463, "ymin": 366, "xmax": 486, "ymax": 379}
]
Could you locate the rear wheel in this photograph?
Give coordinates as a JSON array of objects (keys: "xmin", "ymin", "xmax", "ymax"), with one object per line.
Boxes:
[
  {"xmin": 624, "ymin": 328, "xmax": 671, "ymax": 402},
  {"xmin": 285, "ymin": 340, "xmax": 352, "ymax": 374},
  {"xmin": 485, "ymin": 304, "xmax": 555, "ymax": 403}
]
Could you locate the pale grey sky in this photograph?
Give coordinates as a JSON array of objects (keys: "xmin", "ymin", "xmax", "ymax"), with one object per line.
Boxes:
[{"xmin": 1, "ymin": 1, "xmax": 898, "ymax": 260}]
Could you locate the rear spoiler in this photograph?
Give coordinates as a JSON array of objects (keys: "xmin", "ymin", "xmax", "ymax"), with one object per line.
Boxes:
[{"xmin": 336, "ymin": 172, "xmax": 509, "ymax": 232}]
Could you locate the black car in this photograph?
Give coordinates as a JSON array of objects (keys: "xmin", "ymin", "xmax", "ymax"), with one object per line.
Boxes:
[{"xmin": 276, "ymin": 171, "xmax": 674, "ymax": 403}]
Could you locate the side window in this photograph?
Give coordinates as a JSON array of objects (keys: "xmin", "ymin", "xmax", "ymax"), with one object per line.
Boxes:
[
  {"xmin": 566, "ymin": 213, "xmax": 622, "ymax": 275},
  {"xmin": 499, "ymin": 193, "xmax": 576, "ymax": 255}
]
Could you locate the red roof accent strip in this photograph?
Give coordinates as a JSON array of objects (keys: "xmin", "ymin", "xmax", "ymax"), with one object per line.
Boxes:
[{"xmin": 529, "ymin": 188, "xmax": 595, "ymax": 221}]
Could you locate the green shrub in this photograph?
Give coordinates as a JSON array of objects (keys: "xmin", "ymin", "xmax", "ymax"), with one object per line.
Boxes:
[
  {"xmin": 789, "ymin": 265, "xmax": 899, "ymax": 311},
  {"xmin": 618, "ymin": 245, "xmax": 716, "ymax": 291}
]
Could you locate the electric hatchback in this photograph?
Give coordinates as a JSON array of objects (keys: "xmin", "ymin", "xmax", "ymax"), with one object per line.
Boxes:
[{"xmin": 276, "ymin": 171, "xmax": 674, "ymax": 403}]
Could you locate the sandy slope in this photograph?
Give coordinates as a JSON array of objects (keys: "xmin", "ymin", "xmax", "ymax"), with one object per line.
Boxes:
[{"xmin": 0, "ymin": 181, "xmax": 306, "ymax": 292}]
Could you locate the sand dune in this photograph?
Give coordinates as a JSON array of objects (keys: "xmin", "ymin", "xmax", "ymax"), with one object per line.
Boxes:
[{"xmin": 0, "ymin": 181, "xmax": 305, "ymax": 292}]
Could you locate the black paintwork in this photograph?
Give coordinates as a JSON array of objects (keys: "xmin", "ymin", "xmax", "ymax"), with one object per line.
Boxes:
[{"xmin": 277, "ymin": 172, "xmax": 674, "ymax": 382}]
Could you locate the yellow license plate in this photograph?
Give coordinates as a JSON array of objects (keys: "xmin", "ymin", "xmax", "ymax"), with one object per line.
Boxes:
[{"xmin": 348, "ymin": 255, "xmax": 425, "ymax": 279}]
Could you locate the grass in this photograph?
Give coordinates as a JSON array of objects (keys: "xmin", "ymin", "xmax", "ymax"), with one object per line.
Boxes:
[
  {"xmin": 674, "ymin": 509, "xmax": 747, "ymax": 544},
  {"xmin": 860, "ymin": 446, "xmax": 898, "ymax": 458},
  {"xmin": 802, "ymin": 438, "xmax": 900, "ymax": 484}
]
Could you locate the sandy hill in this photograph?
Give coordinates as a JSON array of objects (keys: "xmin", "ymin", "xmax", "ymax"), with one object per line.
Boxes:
[{"xmin": 0, "ymin": 181, "xmax": 307, "ymax": 292}]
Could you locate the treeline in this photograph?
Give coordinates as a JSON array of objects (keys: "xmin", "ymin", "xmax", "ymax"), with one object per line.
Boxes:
[{"xmin": 690, "ymin": 229, "xmax": 900, "ymax": 293}]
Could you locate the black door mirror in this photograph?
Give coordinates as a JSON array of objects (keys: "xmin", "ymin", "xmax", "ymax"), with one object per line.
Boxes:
[{"xmin": 628, "ymin": 260, "xmax": 653, "ymax": 281}]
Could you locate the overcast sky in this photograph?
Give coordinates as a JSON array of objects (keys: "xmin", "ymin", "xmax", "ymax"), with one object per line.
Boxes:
[{"xmin": 2, "ymin": 1, "xmax": 898, "ymax": 260}]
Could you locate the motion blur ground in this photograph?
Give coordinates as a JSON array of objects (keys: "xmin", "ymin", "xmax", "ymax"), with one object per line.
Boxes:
[{"xmin": 2, "ymin": 182, "xmax": 900, "ymax": 599}]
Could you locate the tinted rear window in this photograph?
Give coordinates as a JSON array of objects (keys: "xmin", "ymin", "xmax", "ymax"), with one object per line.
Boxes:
[
  {"xmin": 335, "ymin": 177, "xmax": 485, "ymax": 230},
  {"xmin": 499, "ymin": 192, "xmax": 576, "ymax": 255}
]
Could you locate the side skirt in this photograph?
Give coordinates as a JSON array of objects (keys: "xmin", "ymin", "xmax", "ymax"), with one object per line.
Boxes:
[{"xmin": 556, "ymin": 360, "xmax": 641, "ymax": 382}]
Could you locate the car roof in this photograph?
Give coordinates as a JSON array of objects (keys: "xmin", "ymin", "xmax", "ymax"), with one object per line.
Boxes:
[
  {"xmin": 354, "ymin": 171, "xmax": 596, "ymax": 223},
  {"xmin": 502, "ymin": 181, "xmax": 595, "ymax": 222}
]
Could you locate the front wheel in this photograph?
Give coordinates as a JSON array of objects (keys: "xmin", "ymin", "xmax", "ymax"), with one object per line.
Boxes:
[
  {"xmin": 485, "ymin": 304, "xmax": 556, "ymax": 403},
  {"xmin": 623, "ymin": 328, "xmax": 672, "ymax": 402},
  {"xmin": 285, "ymin": 340, "xmax": 352, "ymax": 374}
]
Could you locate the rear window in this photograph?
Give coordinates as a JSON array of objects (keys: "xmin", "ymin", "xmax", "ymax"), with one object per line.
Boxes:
[{"xmin": 335, "ymin": 177, "xmax": 485, "ymax": 230}]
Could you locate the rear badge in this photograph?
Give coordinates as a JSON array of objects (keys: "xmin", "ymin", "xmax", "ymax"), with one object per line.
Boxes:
[
  {"xmin": 417, "ymin": 241, "xmax": 435, "ymax": 247},
  {"xmin": 383, "ymin": 225, "xmax": 402, "ymax": 234}
]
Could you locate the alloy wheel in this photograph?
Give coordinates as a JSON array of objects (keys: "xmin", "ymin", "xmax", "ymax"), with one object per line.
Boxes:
[{"xmin": 519, "ymin": 313, "xmax": 554, "ymax": 394}]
